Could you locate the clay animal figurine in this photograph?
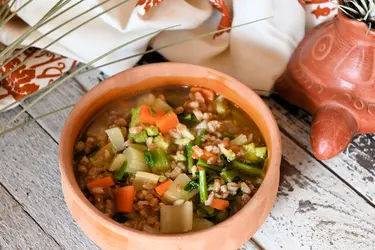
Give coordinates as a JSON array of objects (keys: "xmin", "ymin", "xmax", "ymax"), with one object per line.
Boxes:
[{"xmin": 275, "ymin": 1, "xmax": 375, "ymax": 160}]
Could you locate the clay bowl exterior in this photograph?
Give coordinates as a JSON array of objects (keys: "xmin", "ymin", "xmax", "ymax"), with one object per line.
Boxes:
[{"xmin": 59, "ymin": 63, "xmax": 281, "ymax": 250}]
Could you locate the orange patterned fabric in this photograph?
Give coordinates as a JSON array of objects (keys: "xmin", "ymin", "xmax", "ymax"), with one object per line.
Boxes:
[{"xmin": 0, "ymin": 48, "xmax": 77, "ymax": 107}]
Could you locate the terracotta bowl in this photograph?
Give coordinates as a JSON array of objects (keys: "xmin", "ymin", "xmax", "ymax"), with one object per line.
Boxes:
[{"xmin": 58, "ymin": 63, "xmax": 282, "ymax": 250}]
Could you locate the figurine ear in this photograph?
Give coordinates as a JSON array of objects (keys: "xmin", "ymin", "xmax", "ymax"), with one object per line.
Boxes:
[{"xmin": 310, "ymin": 105, "xmax": 358, "ymax": 160}]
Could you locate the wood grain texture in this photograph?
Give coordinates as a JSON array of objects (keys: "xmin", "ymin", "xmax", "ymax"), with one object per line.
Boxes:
[
  {"xmin": 253, "ymin": 133, "xmax": 375, "ymax": 250},
  {"xmin": 0, "ymin": 107, "xmax": 100, "ymax": 250},
  {"xmin": 0, "ymin": 184, "xmax": 61, "ymax": 250},
  {"xmin": 265, "ymin": 97, "xmax": 375, "ymax": 205}
]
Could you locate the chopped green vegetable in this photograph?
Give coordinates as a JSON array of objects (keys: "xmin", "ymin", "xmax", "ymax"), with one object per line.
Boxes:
[
  {"xmin": 151, "ymin": 98, "xmax": 173, "ymax": 113},
  {"xmin": 215, "ymin": 209, "xmax": 229, "ymax": 223},
  {"xmin": 108, "ymin": 153, "xmax": 127, "ymax": 171},
  {"xmin": 128, "ymin": 144, "xmax": 147, "ymax": 151},
  {"xmin": 199, "ymin": 169, "xmax": 208, "ymax": 203},
  {"xmin": 133, "ymin": 171, "xmax": 160, "ymax": 190},
  {"xmin": 153, "ymin": 135, "xmax": 169, "ymax": 150},
  {"xmin": 231, "ymin": 160, "xmax": 264, "ymax": 177},
  {"xmin": 105, "ymin": 127, "xmax": 125, "ymax": 152},
  {"xmin": 178, "ymin": 113, "xmax": 198, "ymax": 125},
  {"xmin": 145, "ymin": 125, "xmax": 159, "ymax": 137},
  {"xmin": 218, "ymin": 144, "xmax": 236, "ymax": 161},
  {"xmin": 149, "ymin": 107, "xmax": 156, "ymax": 116},
  {"xmin": 192, "ymin": 217, "xmax": 214, "ymax": 231},
  {"xmin": 122, "ymin": 147, "xmax": 149, "ymax": 173},
  {"xmin": 185, "ymin": 142, "xmax": 194, "ymax": 173},
  {"xmin": 197, "ymin": 159, "xmax": 223, "ymax": 172},
  {"xmin": 129, "ymin": 107, "xmax": 141, "ymax": 127},
  {"xmin": 174, "ymin": 151, "xmax": 186, "ymax": 162},
  {"xmin": 137, "ymin": 93, "xmax": 156, "ymax": 106},
  {"xmin": 163, "ymin": 174, "xmax": 199, "ymax": 203},
  {"xmin": 197, "ymin": 204, "xmax": 215, "ymax": 217},
  {"xmin": 231, "ymin": 134, "xmax": 248, "ymax": 146},
  {"xmin": 184, "ymin": 180, "xmax": 199, "ymax": 192},
  {"xmin": 160, "ymin": 201, "xmax": 193, "ymax": 233},
  {"xmin": 196, "ymin": 129, "xmax": 207, "ymax": 146},
  {"xmin": 130, "ymin": 131, "xmax": 148, "ymax": 143},
  {"xmin": 215, "ymin": 95, "xmax": 229, "ymax": 115},
  {"xmin": 220, "ymin": 168, "xmax": 239, "ymax": 182},
  {"xmin": 221, "ymin": 132, "xmax": 235, "ymax": 140},
  {"xmin": 115, "ymin": 161, "xmax": 128, "ymax": 181},
  {"xmin": 174, "ymin": 138, "xmax": 191, "ymax": 146},
  {"xmin": 144, "ymin": 149, "xmax": 170, "ymax": 174},
  {"xmin": 243, "ymin": 143, "xmax": 267, "ymax": 163}
]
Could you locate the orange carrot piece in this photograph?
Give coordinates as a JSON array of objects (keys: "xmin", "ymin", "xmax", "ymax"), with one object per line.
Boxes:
[
  {"xmin": 191, "ymin": 87, "xmax": 215, "ymax": 101},
  {"xmin": 210, "ymin": 198, "xmax": 230, "ymax": 210},
  {"xmin": 155, "ymin": 111, "xmax": 179, "ymax": 134},
  {"xmin": 139, "ymin": 104, "xmax": 164, "ymax": 124},
  {"xmin": 192, "ymin": 150, "xmax": 218, "ymax": 164},
  {"xmin": 87, "ymin": 176, "xmax": 115, "ymax": 190},
  {"xmin": 155, "ymin": 179, "xmax": 173, "ymax": 196},
  {"xmin": 116, "ymin": 186, "xmax": 136, "ymax": 213}
]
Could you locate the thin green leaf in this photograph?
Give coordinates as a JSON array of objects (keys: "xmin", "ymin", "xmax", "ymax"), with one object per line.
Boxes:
[
  {"xmin": 0, "ymin": 0, "xmax": 131, "ymax": 82},
  {"xmin": 0, "ymin": 0, "xmax": 107, "ymax": 68},
  {"xmin": 82, "ymin": 17, "xmax": 273, "ymax": 73},
  {"xmin": 0, "ymin": 0, "xmax": 33, "ymax": 28},
  {"xmin": 1, "ymin": 24, "xmax": 179, "ymax": 132},
  {"xmin": 0, "ymin": 104, "xmax": 75, "ymax": 137},
  {"xmin": 0, "ymin": 0, "xmax": 67, "ymax": 63}
]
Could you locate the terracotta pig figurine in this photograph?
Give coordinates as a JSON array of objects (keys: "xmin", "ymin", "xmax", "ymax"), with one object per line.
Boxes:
[{"xmin": 275, "ymin": 10, "xmax": 375, "ymax": 160}]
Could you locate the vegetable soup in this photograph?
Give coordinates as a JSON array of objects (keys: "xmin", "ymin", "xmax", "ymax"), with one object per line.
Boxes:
[{"xmin": 74, "ymin": 86, "xmax": 267, "ymax": 234}]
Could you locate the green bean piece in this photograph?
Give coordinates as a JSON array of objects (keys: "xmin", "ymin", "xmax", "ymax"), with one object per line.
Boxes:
[
  {"xmin": 231, "ymin": 160, "xmax": 264, "ymax": 177},
  {"xmin": 185, "ymin": 142, "xmax": 194, "ymax": 173},
  {"xmin": 197, "ymin": 159, "xmax": 222, "ymax": 172}
]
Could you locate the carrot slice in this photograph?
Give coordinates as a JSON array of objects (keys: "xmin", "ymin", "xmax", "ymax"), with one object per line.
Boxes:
[
  {"xmin": 155, "ymin": 111, "xmax": 179, "ymax": 134},
  {"xmin": 87, "ymin": 176, "xmax": 115, "ymax": 190},
  {"xmin": 210, "ymin": 198, "xmax": 230, "ymax": 210},
  {"xmin": 192, "ymin": 150, "xmax": 218, "ymax": 164},
  {"xmin": 139, "ymin": 104, "xmax": 165, "ymax": 124},
  {"xmin": 155, "ymin": 179, "xmax": 173, "ymax": 196},
  {"xmin": 191, "ymin": 87, "xmax": 215, "ymax": 101},
  {"xmin": 116, "ymin": 186, "xmax": 136, "ymax": 213}
]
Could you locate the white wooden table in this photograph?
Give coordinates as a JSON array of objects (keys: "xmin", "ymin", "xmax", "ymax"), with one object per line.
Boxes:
[{"xmin": 1, "ymin": 56, "xmax": 375, "ymax": 250}]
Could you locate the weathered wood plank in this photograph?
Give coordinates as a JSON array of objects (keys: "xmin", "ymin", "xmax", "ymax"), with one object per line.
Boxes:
[
  {"xmin": 265, "ymin": 97, "xmax": 375, "ymax": 205},
  {"xmin": 252, "ymin": 133, "xmax": 375, "ymax": 250},
  {"xmin": 0, "ymin": 107, "xmax": 100, "ymax": 250},
  {"xmin": 0, "ymin": 184, "xmax": 61, "ymax": 250},
  {"xmin": 21, "ymin": 78, "xmax": 85, "ymax": 142}
]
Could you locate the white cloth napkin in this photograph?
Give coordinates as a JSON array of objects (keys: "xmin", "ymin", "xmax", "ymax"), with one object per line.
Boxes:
[{"xmin": 0, "ymin": 0, "xmax": 338, "ymax": 96}]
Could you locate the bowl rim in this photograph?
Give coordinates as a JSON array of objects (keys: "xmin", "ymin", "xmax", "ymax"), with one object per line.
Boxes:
[{"xmin": 58, "ymin": 62, "xmax": 282, "ymax": 241}]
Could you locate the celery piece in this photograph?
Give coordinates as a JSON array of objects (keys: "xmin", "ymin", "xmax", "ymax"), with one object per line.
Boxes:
[
  {"xmin": 199, "ymin": 169, "xmax": 208, "ymax": 203},
  {"xmin": 115, "ymin": 161, "xmax": 128, "ymax": 181},
  {"xmin": 255, "ymin": 147, "xmax": 267, "ymax": 158},
  {"xmin": 105, "ymin": 127, "xmax": 125, "ymax": 151},
  {"xmin": 144, "ymin": 149, "xmax": 169, "ymax": 174},
  {"xmin": 163, "ymin": 174, "xmax": 198, "ymax": 204},
  {"xmin": 192, "ymin": 217, "xmax": 214, "ymax": 231},
  {"xmin": 243, "ymin": 143, "xmax": 267, "ymax": 163},
  {"xmin": 231, "ymin": 134, "xmax": 248, "ymax": 146},
  {"xmin": 129, "ymin": 106, "xmax": 141, "ymax": 127},
  {"xmin": 197, "ymin": 159, "xmax": 222, "ymax": 172},
  {"xmin": 151, "ymin": 98, "xmax": 173, "ymax": 113},
  {"xmin": 108, "ymin": 153, "xmax": 127, "ymax": 171},
  {"xmin": 174, "ymin": 138, "xmax": 191, "ymax": 146},
  {"xmin": 122, "ymin": 147, "xmax": 149, "ymax": 173},
  {"xmin": 160, "ymin": 201, "xmax": 193, "ymax": 233},
  {"xmin": 137, "ymin": 93, "xmax": 156, "ymax": 106},
  {"xmin": 145, "ymin": 125, "xmax": 159, "ymax": 137},
  {"xmin": 153, "ymin": 135, "xmax": 169, "ymax": 150},
  {"xmin": 220, "ymin": 168, "xmax": 239, "ymax": 182},
  {"xmin": 133, "ymin": 171, "xmax": 160, "ymax": 190},
  {"xmin": 128, "ymin": 144, "xmax": 147, "ymax": 151},
  {"xmin": 231, "ymin": 160, "xmax": 264, "ymax": 177},
  {"xmin": 130, "ymin": 131, "xmax": 148, "ymax": 144},
  {"xmin": 185, "ymin": 142, "xmax": 194, "ymax": 173},
  {"xmin": 218, "ymin": 144, "xmax": 236, "ymax": 161},
  {"xmin": 215, "ymin": 96, "xmax": 229, "ymax": 115}
]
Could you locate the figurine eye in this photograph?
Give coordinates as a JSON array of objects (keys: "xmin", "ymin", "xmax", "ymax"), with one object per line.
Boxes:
[{"xmin": 312, "ymin": 35, "xmax": 333, "ymax": 61}]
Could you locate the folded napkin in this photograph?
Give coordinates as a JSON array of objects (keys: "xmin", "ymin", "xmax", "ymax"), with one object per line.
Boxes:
[{"xmin": 0, "ymin": 0, "xmax": 338, "ymax": 110}]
